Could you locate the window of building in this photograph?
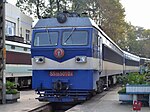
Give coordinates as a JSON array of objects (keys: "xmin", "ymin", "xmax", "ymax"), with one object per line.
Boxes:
[
  {"xmin": 20, "ymin": 27, "xmax": 22, "ymax": 37},
  {"xmin": 24, "ymin": 47, "xmax": 27, "ymax": 51},
  {"xmin": 5, "ymin": 21, "xmax": 16, "ymax": 36},
  {"xmin": 26, "ymin": 30, "xmax": 30, "ymax": 42},
  {"xmin": 11, "ymin": 45, "xmax": 15, "ymax": 49}
]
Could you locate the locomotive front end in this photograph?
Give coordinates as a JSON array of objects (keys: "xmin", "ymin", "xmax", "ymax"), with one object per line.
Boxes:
[{"xmin": 31, "ymin": 13, "xmax": 99, "ymax": 102}]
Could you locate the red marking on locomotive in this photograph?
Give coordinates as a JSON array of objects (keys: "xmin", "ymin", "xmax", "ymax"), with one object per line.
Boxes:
[
  {"xmin": 50, "ymin": 71, "xmax": 73, "ymax": 76},
  {"xmin": 54, "ymin": 48, "xmax": 64, "ymax": 59}
]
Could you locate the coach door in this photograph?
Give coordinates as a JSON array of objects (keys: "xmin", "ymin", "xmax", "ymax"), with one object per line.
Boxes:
[
  {"xmin": 93, "ymin": 30, "xmax": 102, "ymax": 72},
  {"xmin": 98, "ymin": 34, "xmax": 103, "ymax": 72}
]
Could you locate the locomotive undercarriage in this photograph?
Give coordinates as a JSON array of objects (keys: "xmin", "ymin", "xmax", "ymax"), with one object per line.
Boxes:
[
  {"xmin": 36, "ymin": 79, "xmax": 93, "ymax": 102},
  {"xmin": 96, "ymin": 78, "xmax": 104, "ymax": 93},
  {"xmin": 97, "ymin": 75, "xmax": 118, "ymax": 92},
  {"xmin": 36, "ymin": 89, "xmax": 92, "ymax": 102}
]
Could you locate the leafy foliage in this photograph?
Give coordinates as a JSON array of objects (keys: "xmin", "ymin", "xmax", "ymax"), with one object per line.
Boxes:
[
  {"xmin": 117, "ymin": 73, "xmax": 149, "ymax": 85},
  {"xmin": 6, "ymin": 81, "xmax": 18, "ymax": 94},
  {"xmin": 122, "ymin": 25, "xmax": 150, "ymax": 58},
  {"xmin": 145, "ymin": 72, "xmax": 150, "ymax": 84},
  {"xmin": 16, "ymin": 0, "xmax": 46, "ymax": 19},
  {"xmin": 6, "ymin": 89, "xmax": 18, "ymax": 94},
  {"xmin": 127, "ymin": 73, "xmax": 146, "ymax": 85},
  {"xmin": 118, "ymin": 72, "xmax": 150, "ymax": 94},
  {"xmin": 118, "ymin": 87, "xmax": 126, "ymax": 94}
]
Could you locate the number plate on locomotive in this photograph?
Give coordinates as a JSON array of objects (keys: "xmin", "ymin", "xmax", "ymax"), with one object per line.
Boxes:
[{"xmin": 49, "ymin": 71, "xmax": 73, "ymax": 76}]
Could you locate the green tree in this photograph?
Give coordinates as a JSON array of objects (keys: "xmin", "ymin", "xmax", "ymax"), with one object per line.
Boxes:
[
  {"xmin": 123, "ymin": 24, "xmax": 150, "ymax": 58},
  {"xmin": 79, "ymin": 0, "xmax": 126, "ymax": 44},
  {"xmin": 16, "ymin": 0, "xmax": 46, "ymax": 19},
  {"xmin": 16, "ymin": 0, "xmax": 67, "ymax": 18}
]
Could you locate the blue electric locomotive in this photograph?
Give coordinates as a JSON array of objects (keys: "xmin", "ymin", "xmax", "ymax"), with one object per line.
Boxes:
[{"xmin": 31, "ymin": 12, "xmax": 139, "ymax": 102}]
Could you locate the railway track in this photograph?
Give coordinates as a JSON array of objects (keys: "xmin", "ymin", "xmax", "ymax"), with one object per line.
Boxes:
[
  {"xmin": 28, "ymin": 103, "xmax": 52, "ymax": 112},
  {"xmin": 28, "ymin": 86, "xmax": 117, "ymax": 112},
  {"xmin": 28, "ymin": 102, "xmax": 77, "ymax": 112}
]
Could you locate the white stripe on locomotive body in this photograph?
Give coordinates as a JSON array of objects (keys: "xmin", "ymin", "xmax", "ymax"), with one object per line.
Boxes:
[
  {"xmin": 32, "ymin": 56, "xmax": 125, "ymax": 77},
  {"xmin": 125, "ymin": 65, "xmax": 140, "ymax": 73},
  {"xmin": 32, "ymin": 57, "xmax": 100, "ymax": 70},
  {"xmin": 101, "ymin": 61, "xmax": 124, "ymax": 77}
]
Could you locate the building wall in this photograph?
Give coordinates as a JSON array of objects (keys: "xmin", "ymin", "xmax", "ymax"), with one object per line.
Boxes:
[{"xmin": 5, "ymin": 3, "xmax": 32, "ymax": 43}]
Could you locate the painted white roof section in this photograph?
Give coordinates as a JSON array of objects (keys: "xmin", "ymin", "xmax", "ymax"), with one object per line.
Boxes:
[
  {"xmin": 123, "ymin": 51, "xmax": 140, "ymax": 61},
  {"xmin": 140, "ymin": 57, "xmax": 150, "ymax": 62},
  {"xmin": 34, "ymin": 17, "xmax": 96, "ymax": 28}
]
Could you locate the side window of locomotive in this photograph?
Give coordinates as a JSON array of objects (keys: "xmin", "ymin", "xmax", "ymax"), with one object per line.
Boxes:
[
  {"xmin": 34, "ymin": 32, "xmax": 58, "ymax": 46},
  {"xmin": 93, "ymin": 30, "xmax": 99, "ymax": 58},
  {"xmin": 62, "ymin": 31, "xmax": 88, "ymax": 45},
  {"xmin": 93, "ymin": 31, "xmax": 98, "ymax": 46}
]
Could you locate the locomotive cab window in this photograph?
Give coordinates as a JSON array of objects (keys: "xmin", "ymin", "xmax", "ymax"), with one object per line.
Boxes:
[
  {"xmin": 62, "ymin": 31, "xmax": 88, "ymax": 46},
  {"xmin": 34, "ymin": 32, "xmax": 58, "ymax": 46}
]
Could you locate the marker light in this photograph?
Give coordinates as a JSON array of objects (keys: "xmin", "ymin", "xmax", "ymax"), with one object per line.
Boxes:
[
  {"xmin": 75, "ymin": 56, "xmax": 87, "ymax": 63},
  {"xmin": 34, "ymin": 56, "xmax": 45, "ymax": 64}
]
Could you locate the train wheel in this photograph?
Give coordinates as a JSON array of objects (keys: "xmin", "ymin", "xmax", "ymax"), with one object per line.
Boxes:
[{"xmin": 96, "ymin": 79, "xmax": 104, "ymax": 94}]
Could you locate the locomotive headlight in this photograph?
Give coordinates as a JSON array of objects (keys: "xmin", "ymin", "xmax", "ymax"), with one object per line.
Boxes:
[
  {"xmin": 57, "ymin": 12, "xmax": 67, "ymax": 23},
  {"xmin": 75, "ymin": 56, "xmax": 87, "ymax": 63},
  {"xmin": 34, "ymin": 56, "xmax": 45, "ymax": 64}
]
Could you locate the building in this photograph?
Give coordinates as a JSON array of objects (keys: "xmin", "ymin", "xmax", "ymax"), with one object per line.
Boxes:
[
  {"xmin": 5, "ymin": 2, "xmax": 32, "ymax": 43},
  {"xmin": 4, "ymin": 2, "xmax": 33, "ymax": 88}
]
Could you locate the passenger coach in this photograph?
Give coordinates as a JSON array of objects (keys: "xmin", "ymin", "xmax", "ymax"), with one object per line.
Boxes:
[{"xmin": 123, "ymin": 51, "xmax": 140, "ymax": 74}]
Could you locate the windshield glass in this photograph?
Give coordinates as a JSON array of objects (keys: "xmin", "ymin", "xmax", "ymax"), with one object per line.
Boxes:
[
  {"xmin": 62, "ymin": 31, "xmax": 88, "ymax": 46},
  {"xmin": 34, "ymin": 32, "xmax": 58, "ymax": 46}
]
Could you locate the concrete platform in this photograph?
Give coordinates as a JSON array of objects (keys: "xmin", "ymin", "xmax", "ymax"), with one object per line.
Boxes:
[
  {"xmin": 0, "ymin": 90, "xmax": 49, "ymax": 112},
  {"xmin": 66, "ymin": 87, "xmax": 150, "ymax": 112}
]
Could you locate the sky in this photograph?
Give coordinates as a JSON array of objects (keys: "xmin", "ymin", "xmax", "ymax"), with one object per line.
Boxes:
[
  {"xmin": 6, "ymin": 0, "xmax": 150, "ymax": 29},
  {"xmin": 120, "ymin": 0, "xmax": 150, "ymax": 29}
]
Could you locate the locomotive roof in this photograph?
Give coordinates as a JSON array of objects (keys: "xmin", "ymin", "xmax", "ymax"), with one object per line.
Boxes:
[
  {"xmin": 123, "ymin": 51, "xmax": 140, "ymax": 61},
  {"xmin": 140, "ymin": 57, "xmax": 150, "ymax": 62},
  {"xmin": 33, "ymin": 17, "xmax": 98, "ymax": 29}
]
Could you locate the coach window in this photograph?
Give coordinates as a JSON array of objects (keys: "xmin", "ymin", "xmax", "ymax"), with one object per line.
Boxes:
[
  {"xmin": 34, "ymin": 32, "xmax": 58, "ymax": 46},
  {"xmin": 62, "ymin": 31, "xmax": 88, "ymax": 45}
]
